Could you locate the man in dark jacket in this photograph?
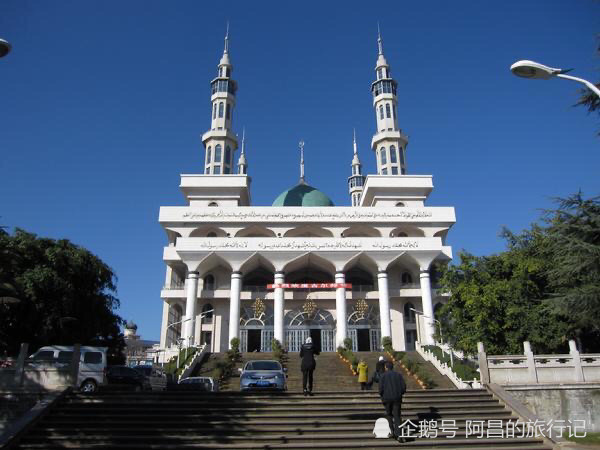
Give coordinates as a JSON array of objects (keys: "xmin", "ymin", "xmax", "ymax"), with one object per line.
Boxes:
[
  {"xmin": 368, "ymin": 355, "xmax": 386, "ymax": 388},
  {"xmin": 299, "ymin": 337, "xmax": 319, "ymax": 396},
  {"xmin": 378, "ymin": 361, "xmax": 407, "ymax": 441}
]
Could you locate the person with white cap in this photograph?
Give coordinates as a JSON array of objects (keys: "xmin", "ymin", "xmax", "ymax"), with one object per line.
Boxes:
[
  {"xmin": 368, "ymin": 356, "xmax": 387, "ymax": 389},
  {"xmin": 299, "ymin": 336, "xmax": 319, "ymax": 396}
]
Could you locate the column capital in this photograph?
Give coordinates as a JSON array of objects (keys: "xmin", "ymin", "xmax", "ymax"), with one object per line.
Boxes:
[
  {"xmin": 231, "ymin": 271, "xmax": 242, "ymax": 277},
  {"xmin": 419, "ymin": 269, "xmax": 430, "ymax": 277},
  {"xmin": 187, "ymin": 271, "xmax": 200, "ymax": 279},
  {"xmin": 377, "ymin": 270, "xmax": 388, "ymax": 277}
]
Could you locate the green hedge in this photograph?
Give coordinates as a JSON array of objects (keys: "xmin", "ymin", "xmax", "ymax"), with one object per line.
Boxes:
[
  {"xmin": 337, "ymin": 346, "xmax": 358, "ymax": 373},
  {"xmin": 422, "ymin": 345, "xmax": 480, "ymax": 381},
  {"xmin": 383, "ymin": 338, "xmax": 436, "ymax": 389}
]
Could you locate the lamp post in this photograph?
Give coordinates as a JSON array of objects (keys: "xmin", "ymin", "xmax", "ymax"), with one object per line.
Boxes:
[
  {"xmin": 510, "ymin": 60, "xmax": 600, "ymax": 98},
  {"xmin": 166, "ymin": 310, "xmax": 214, "ymax": 370},
  {"xmin": 410, "ymin": 307, "xmax": 453, "ymax": 367}
]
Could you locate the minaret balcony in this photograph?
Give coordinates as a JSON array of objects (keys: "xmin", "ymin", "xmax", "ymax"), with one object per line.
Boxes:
[
  {"xmin": 202, "ymin": 129, "xmax": 238, "ymax": 144},
  {"xmin": 371, "ymin": 130, "xmax": 408, "ymax": 148}
]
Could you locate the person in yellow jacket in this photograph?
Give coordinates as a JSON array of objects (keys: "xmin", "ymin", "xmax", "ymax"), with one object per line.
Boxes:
[{"xmin": 357, "ymin": 359, "xmax": 369, "ymax": 390}]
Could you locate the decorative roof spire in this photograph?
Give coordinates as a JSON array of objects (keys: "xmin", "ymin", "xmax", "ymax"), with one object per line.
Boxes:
[
  {"xmin": 237, "ymin": 127, "xmax": 247, "ymax": 173},
  {"xmin": 219, "ymin": 22, "xmax": 231, "ymax": 67},
  {"xmin": 352, "ymin": 129, "xmax": 361, "ymax": 166},
  {"xmin": 377, "ymin": 22, "xmax": 383, "ymax": 55},
  {"xmin": 299, "ymin": 140, "xmax": 305, "ymax": 183},
  {"xmin": 241, "ymin": 126, "xmax": 245, "ymax": 154},
  {"xmin": 353, "ymin": 128, "xmax": 358, "ymax": 155}
]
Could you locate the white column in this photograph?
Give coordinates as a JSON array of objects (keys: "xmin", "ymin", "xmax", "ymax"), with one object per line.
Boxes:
[
  {"xmin": 183, "ymin": 272, "xmax": 199, "ymax": 344},
  {"xmin": 377, "ymin": 271, "xmax": 392, "ymax": 339},
  {"xmin": 419, "ymin": 269, "xmax": 436, "ymax": 345},
  {"xmin": 335, "ymin": 272, "xmax": 347, "ymax": 348},
  {"xmin": 228, "ymin": 271, "xmax": 242, "ymax": 349},
  {"xmin": 274, "ymin": 272, "xmax": 285, "ymax": 344}
]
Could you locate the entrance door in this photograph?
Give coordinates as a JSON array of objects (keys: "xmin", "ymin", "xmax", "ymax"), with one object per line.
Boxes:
[
  {"xmin": 369, "ymin": 329, "xmax": 381, "ymax": 351},
  {"xmin": 261, "ymin": 330, "xmax": 274, "ymax": 352},
  {"xmin": 348, "ymin": 329, "xmax": 358, "ymax": 352},
  {"xmin": 310, "ymin": 329, "xmax": 322, "ymax": 352},
  {"xmin": 247, "ymin": 330, "xmax": 261, "ymax": 352},
  {"xmin": 286, "ymin": 329, "xmax": 310, "ymax": 352},
  {"xmin": 240, "ymin": 329, "xmax": 248, "ymax": 353},
  {"xmin": 405, "ymin": 330, "xmax": 417, "ymax": 351},
  {"xmin": 321, "ymin": 330, "xmax": 335, "ymax": 352},
  {"xmin": 357, "ymin": 329, "xmax": 370, "ymax": 351}
]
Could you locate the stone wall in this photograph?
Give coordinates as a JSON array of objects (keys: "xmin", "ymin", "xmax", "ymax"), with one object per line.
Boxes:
[{"xmin": 507, "ymin": 385, "xmax": 600, "ymax": 432}]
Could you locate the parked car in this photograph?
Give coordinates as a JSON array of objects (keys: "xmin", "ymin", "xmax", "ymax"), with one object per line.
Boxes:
[
  {"xmin": 239, "ymin": 360, "xmax": 287, "ymax": 391},
  {"xmin": 27, "ymin": 345, "xmax": 107, "ymax": 393},
  {"xmin": 133, "ymin": 365, "xmax": 167, "ymax": 391},
  {"xmin": 106, "ymin": 365, "xmax": 151, "ymax": 391},
  {"xmin": 177, "ymin": 376, "xmax": 218, "ymax": 392}
]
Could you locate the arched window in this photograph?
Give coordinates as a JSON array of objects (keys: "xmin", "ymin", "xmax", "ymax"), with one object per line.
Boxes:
[
  {"xmin": 203, "ymin": 274, "xmax": 215, "ymax": 290},
  {"xmin": 396, "ymin": 231, "xmax": 408, "ymax": 237},
  {"xmin": 206, "ymin": 147, "xmax": 212, "ymax": 164},
  {"xmin": 208, "ymin": 202, "xmax": 219, "ymax": 207},
  {"xmin": 225, "ymin": 68, "xmax": 230, "ymax": 77},
  {"xmin": 377, "ymin": 68, "xmax": 382, "ymax": 80},
  {"xmin": 225, "ymin": 146, "xmax": 231, "ymax": 165},
  {"xmin": 202, "ymin": 303, "xmax": 214, "ymax": 324},
  {"xmin": 218, "ymin": 102, "xmax": 224, "ymax": 118},
  {"xmin": 401, "ymin": 272, "xmax": 413, "ymax": 284},
  {"xmin": 386, "ymin": 104, "xmax": 391, "ymax": 118},
  {"xmin": 219, "ymin": 67, "xmax": 223, "ymax": 77},
  {"xmin": 226, "ymin": 104, "xmax": 230, "ymax": 120},
  {"xmin": 213, "ymin": 103, "xmax": 217, "ymax": 119},
  {"xmin": 215, "ymin": 144, "xmax": 222, "ymax": 162},
  {"xmin": 207, "ymin": 232, "xmax": 217, "ymax": 238},
  {"xmin": 390, "ymin": 145, "xmax": 397, "ymax": 163},
  {"xmin": 380, "ymin": 147, "xmax": 387, "ymax": 165},
  {"xmin": 379, "ymin": 105, "xmax": 384, "ymax": 120},
  {"xmin": 404, "ymin": 302, "xmax": 416, "ymax": 323},
  {"xmin": 399, "ymin": 147, "xmax": 406, "ymax": 166},
  {"xmin": 396, "ymin": 202, "xmax": 405, "ymax": 207},
  {"xmin": 167, "ymin": 304, "xmax": 183, "ymax": 347}
]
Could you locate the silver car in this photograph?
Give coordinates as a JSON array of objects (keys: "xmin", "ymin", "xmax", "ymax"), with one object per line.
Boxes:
[{"xmin": 239, "ymin": 360, "xmax": 287, "ymax": 391}]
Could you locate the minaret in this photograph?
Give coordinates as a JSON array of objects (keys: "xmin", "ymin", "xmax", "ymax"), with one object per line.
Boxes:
[
  {"xmin": 299, "ymin": 140, "xmax": 305, "ymax": 184},
  {"xmin": 370, "ymin": 26, "xmax": 408, "ymax": 175},
  {"xmin": 237, "ymin": 127, "xmax": 247, "ymax": 174},
  {"xmin": 201, "ymin": 24, "xmax": 239, "ymax": 175},
  {"xmin": 348, "ymin": 129, "xmax": 365, "ymax": 206}
]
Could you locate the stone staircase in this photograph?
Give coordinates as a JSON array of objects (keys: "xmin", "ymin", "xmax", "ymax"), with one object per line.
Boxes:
[{"xmin": 9, "ymin": 389, "xmax": 552, "ymax": 449}]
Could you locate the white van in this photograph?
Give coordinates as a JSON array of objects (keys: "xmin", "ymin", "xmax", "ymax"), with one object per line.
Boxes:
[{"xmin": 28, "ymin": 345, "xmax": 108, "ymax": 393}]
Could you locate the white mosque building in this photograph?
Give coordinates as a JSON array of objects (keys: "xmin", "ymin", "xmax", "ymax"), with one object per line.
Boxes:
[{"xmin": 158, "ymin": 30, "xmax": 455, "ymax": 356}]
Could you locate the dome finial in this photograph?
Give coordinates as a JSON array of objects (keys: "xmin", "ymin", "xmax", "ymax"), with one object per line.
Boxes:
[
  {"xmin": 299, "ymin": 140, "xmax": 305, "ymax": 183},
  {"xmin": 353, "ymin": 128, "xmax": 358, "ymax": 155},
  {"xmin": 224, "ymin": 21, "xmax": 230, "ymax": 54}
]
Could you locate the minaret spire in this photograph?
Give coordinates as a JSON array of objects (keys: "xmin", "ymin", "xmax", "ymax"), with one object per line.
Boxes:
[
  {"xmin": 237, "ymin": 127, "xmax": 248, "ymax": 175},
  {"xmin": 377, "ymin": 23, "xmax": 383, "ymax": 55},
  {"xmin": 299, "ymin": 140, "xmax": 305, "ymax": 183},
  {"xmin": 348, "ymin": 130, "xmax": 365, "ymax": 206},
  {"xmin": 224, "ymin": 21, "xmax": 230, "ymax": 54}
]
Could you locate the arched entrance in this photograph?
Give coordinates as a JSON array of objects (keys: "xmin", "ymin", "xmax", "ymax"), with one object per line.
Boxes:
[
  {"xmin": 285, "ymin": 303, "xmax": 336, "ymax": 353},
  {"xmin": 347, "ymin": 300, "xmax": 381, "ymax": 352},
  {"xmin": 239, "ymin": 299, "xmax": 274, "ymax": 353}
]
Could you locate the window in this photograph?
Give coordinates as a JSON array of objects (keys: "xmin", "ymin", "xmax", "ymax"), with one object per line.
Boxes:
[
  {"xmin": 58, "ymin": 351, "xmax": 73, "ymax": 363},
  {"xmin": 399, "ymin": 147, "xmax": 406, "ymax": 166},
  {"xmin": 207, "ymin": 232, "xmax": 217, "ymax": 238},
  {"xmin": 380, "ymin": 147, "xmax": 387, "ymax": 165},
  {"xmin": 224, "ymin": 166, "xmax": 231, "ymax": 174},
  {"xmin": 218, "ymin": 102, "xmax": 224, "ymax": 118},
  {"xmin": 401, "ymin": 272, "xmax": 413, "ymax": 284},
  {"xmin": 206, "ymin": 147, "xmax": 211, "ymax": 164},
  {"xmin": 208, "ymin": 202, "xmax": 218, "ymax": 207},
  {"xmin": 382, "ymin": 168, "xmax": 388, "ymax": 175},
  {"xmin": 391, "ymin": 167, "xmax": 398, "ymax": 175},
  {"xmin": 396, "ymin": 202, "xmax": 405, "ymax": 207},
  {"xmin": 225, "ymin": 68, "xmax": 230, "ymax": 77},
  {"xmin": 393, "ymin": 106, "xmax": 397, "ymax": 120},
  {"xmin": 390, "ymin": 145, "xmax": 397, "ymax": 163},
  {"xmin": 219, "ymin": 67, "xmax": 223, "ymax": 77},
  {"xmin": 167, "ymin": 304, "xmax": 182, "ymax": 346},
  {"xmin": 202, "ymin": 304, "xmax": 214, "ymax": 324},
  {"xmin": 225, "ymin": 146, "xmax": 231, "ymax": 165},
  {"xmin": 386, "ymin": 104, "xmax": 391, "ymax": 118},
  {"xmin": 204, "ymin": 275, "xmax": 215, "ymax": 290},
  {"xmin": 379, "ymin": 105, "xmax": 384, "ymax": 120},
  {"xmin": 226, "ymin": 103, "xmax": 230, "ymax": 119},
  {"xmin": 84, "ymin": 352, "xmax": 102, "ymax": 364},
  {"xmin": 215, "ymin": 145, "xmax": 222, "ymax": 162},
  {"xmin": 214, "ymin": 166, "xmax": 221, "ymax": 174},
  {"xmin": 213, "ymin": 103, "xmax": 216, "ymax": 119},
  {"xmin": 397, "ymin": 231, "xmax": 408, "ymax": 237}
]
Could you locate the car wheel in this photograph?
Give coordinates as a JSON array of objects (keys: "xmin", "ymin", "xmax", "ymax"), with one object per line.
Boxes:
[{"xmin": 80, "ymin": 379, "xmax": 97, "ymax": 394}]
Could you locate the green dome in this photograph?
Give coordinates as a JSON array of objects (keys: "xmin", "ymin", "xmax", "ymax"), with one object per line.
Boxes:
[{"xmin": 272, "ymin": 182, "xmax": 334, "ymax": 207}]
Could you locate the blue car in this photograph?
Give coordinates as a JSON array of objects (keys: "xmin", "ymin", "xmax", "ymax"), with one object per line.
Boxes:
[{"xmin": 239, "ymin": 360, "xmax": 287, "ymax": 391}]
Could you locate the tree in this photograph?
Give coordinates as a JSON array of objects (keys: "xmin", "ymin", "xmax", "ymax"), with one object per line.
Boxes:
[
  {"xmin": 438, "ymin": 193, "xmax": 600, "ymax": 355},
  {"xmin": 0, "ymin": 229, "xmax": 125, "ymax": 362},
  {"xmin": 574, "ymin": 39, "xmax": 600, "ymax": 133}
]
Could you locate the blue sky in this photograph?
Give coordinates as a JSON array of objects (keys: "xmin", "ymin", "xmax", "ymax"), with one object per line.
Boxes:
[{"xmin": 1, "ymin": 1, "xmax": 598, "ymax": 341}]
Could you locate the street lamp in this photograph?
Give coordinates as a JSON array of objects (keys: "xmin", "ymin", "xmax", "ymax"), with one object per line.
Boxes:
[
  {"xmin": 166, "ymin": 310, "xmax": 214, "ymax": 369},
  {"xmin": 410, "ymin": 307, "xmax": 453, "ymax": 367},
  {"xmin": 0, "ymin": 39, "xmax": 10, "ymax": 58},
  {"xmin": 510, "ymin": 60, "xmax": 600, "ymax": 98}
]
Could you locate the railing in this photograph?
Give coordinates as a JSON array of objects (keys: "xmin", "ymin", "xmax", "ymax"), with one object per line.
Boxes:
[
  {"xmin": 162, "ymin": 282, "xmax": 185, "ymax": 290},
  {"xmin": 416, "ymin": 341, "xmax": 481, "ymax": 389},
  {"xmin": 179, "ymin": 344, "xmax": 208, "ymax": 381},
  {"xmin": 478, "ymin": 340, "xmax": 600, "ymax": 385}
]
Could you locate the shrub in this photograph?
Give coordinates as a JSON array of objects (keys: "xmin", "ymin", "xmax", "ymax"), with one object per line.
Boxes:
[
  {"xmin": 343, "ymin": 338, "xmax": 353, "ymax": 351},
  {"xmin": 381, "ymin": 336, "xmax": 393, "ymax": 350},
  {"xmin": 230, "ymin": 337, "xmax": 240, "ymax": 353}
]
